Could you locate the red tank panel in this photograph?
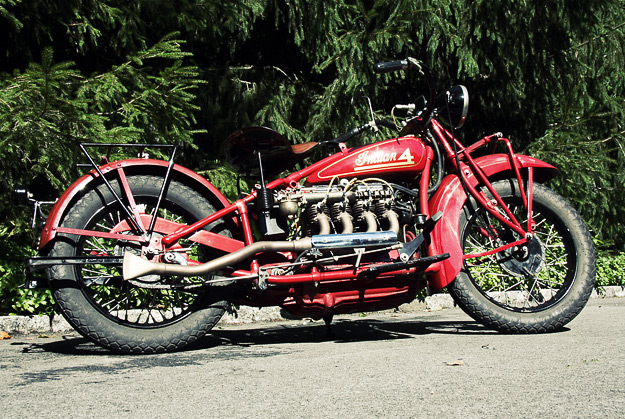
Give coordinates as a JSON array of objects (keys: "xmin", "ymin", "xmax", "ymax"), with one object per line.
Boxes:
[{"xmin": 306, "ymin": 136, "xmax": 427, "ymax": 185}]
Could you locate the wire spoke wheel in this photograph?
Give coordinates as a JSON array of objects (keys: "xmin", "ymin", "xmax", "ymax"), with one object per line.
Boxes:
[
  {"xmin": 463, "ymin": 199, "xmax": 570, "ymax": 311},
  {"xmin": 77, "ymin": 200, "xmax": 207, "ymax": 328},
  {"xmin": 448, "ymin": 179, "xmax": 595, "ymax": 333},
  {"xmin": 48, "ymin": 174, "xmax": 231, "ymax": 353}
]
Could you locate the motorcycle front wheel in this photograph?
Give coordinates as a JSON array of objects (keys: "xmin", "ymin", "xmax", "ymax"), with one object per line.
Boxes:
[
  {"xmin": 48, "ymin": 174, "xmax": 232, "ymax": 353},
  {"xmin": 448, "ymin": 179, "xmax": 596, "ymax": 333}
]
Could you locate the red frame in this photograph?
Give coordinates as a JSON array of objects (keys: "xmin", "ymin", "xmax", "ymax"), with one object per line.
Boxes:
[{"xmin": 40, "ymin": 121, "xmax": 558, "ymax": 317}]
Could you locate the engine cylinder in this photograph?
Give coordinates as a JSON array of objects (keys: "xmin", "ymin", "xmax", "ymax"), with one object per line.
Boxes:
[{"xmin": 278, "ymin": 179, "xmax": 401, "ymax": 237}]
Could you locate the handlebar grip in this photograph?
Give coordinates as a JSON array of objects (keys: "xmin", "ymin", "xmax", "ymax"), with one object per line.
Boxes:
[
  {"xmin": 373, "ymin": 60, "xmax": 410, "ymax": 74},
  {"xmin": 331, "ymin": 124, "xmax": 370, "ymax": 143}
]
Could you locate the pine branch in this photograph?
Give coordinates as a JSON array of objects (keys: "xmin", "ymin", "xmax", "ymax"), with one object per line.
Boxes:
[{"xmin": 567, "ymin": 21, "xmax": 625, "ymax": 53}]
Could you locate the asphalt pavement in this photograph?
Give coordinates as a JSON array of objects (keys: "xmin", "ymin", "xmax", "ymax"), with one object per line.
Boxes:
[{"xmin": 0, "ymin": 297, "xmax": 623, "ymax": 418}]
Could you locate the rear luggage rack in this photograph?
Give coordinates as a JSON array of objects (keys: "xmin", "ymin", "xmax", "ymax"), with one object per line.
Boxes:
[{"xmin": 73, "ymin": 142, "xmax": 176, "ymax": 176}]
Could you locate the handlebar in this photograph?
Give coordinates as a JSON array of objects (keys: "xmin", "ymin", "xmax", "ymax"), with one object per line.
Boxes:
[
  {"xmin": 373, "ymin": 57, "xmax": 437, "ymax": 135},
  {"xmin": 373, "ymin": 60, "xmax": 411, "ymax": 74},
  {"xmin": 320, "ymin": 119, "xmax": 397, "ymax": 148},
  {"xmin": 322, "ymin": 57, "xmax": 438, "ymax": 147},
  {"xmin": 330, "ymin": 123, "xmax": 372, "ymax": 144}
]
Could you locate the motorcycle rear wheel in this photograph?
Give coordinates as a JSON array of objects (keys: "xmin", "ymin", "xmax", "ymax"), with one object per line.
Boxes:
[
  {"xmin": 448, "ymin": 179, "xmax": 596, "ymax": 333},
  {"xmin": 48, "ymin": 174, "xmax": 231, "ymax": 353}
]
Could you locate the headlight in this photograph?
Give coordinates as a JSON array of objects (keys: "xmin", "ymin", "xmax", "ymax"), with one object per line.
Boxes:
[{"xmin": 436, "ymin": 85, "xmax": 469, "ymax": 128}]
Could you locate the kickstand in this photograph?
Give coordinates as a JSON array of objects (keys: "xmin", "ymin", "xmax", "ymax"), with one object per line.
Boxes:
[{"xmin": 323, "ymin": 314, "xmax": 335, "ymax": 338}]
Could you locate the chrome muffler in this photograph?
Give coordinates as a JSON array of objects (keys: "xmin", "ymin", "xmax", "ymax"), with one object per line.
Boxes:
[
  {"xmin": 310, "ymin": 230, "xmax": 398, "ymax": 249},
  {"xmin": 123, "ymin": 231, "xmax": 399, "ymax": 280}
]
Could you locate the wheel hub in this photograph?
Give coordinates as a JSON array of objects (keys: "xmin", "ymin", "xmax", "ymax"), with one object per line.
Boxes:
[{"xmin": 496, "ymin": 235, "xmax": 545, "ymax": 278}]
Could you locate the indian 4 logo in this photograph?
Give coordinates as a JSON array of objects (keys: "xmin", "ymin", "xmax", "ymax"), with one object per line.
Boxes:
[{"xmin": 353, "ymin": 147, "xmax": 414, "ymax": 171}]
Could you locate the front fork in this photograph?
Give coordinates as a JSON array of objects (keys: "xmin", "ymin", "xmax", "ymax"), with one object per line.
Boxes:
[{"xmin": 429, "ymin": 123, "xmax": 536, "ymax": 259}]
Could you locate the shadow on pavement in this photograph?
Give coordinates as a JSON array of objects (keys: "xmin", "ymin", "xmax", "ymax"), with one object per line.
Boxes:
[
  {"xmin": 206, "ymin": 317, "xmax": 495, "ymax": 348},
  {"xmin": 16, "ymin": 335, "xmax": 113, "ymax": 356},
  {"xmin": 18, "ymin": 316, "xmax": 568, "ymax": 356}
]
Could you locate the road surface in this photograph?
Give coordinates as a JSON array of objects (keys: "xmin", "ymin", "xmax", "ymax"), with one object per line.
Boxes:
[{"xmin": 1, "ymin": 298, "xmax": 623, "ymax": 418}]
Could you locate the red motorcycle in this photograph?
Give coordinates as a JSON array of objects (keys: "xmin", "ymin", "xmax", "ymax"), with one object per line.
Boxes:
[{"xmin": 20, "ymin": 58, "xmax": 596, "ymax": 353}]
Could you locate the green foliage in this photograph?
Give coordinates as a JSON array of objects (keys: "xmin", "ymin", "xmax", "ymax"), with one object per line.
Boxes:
[
  {"xmin": 0, "ymin": 232, "xmax": 55, "ymax": 315},
  {"xmin": 10, "ymin": 289, "xmax": 54, "ymax": 315},
  {"xmin": 0, "ymin": 0, "xmax": 22, "ymax": 31},
  {"xmin": 526, "ymin": 5, "xmax": 625, "ymax": 245},
  {"xmin": 0, "ymin": 31, "xmax": 205, "ymax": 213},
  {"xmin": 596, "ymin": 250, "xmax": 625, "ymax": 287},
  {"xmin": 196, "ymin": 163, "xmax": 248, "ymax": 202},
  {"xmin": 0, "ymin": 32, "xmax": 206, "ymax": 314}
]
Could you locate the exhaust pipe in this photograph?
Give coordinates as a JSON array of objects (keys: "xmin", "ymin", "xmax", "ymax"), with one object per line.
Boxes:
[
  {"xmin": 123, "ymin": 238, "xmax": 313, "ymax": 281},
  {"xmin": 311, "ymin": 230, "xmax": 397, "ymax": 249},
  {"xmin": 123, "ymin": 231, "xmax": 398, "ymax": 280}
]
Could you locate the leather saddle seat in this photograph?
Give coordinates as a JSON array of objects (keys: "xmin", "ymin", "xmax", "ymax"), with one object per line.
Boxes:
[{"xmin": 222, "ymin": 126, "xmax": 317, "ymax": 179}]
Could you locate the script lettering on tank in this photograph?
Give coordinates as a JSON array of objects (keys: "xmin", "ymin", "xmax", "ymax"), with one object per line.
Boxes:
[{"xmin": 354, "ymin": 147, "xmax": 414, "ymax": 171}]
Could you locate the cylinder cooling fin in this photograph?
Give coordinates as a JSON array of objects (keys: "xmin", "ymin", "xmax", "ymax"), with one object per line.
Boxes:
[{"xmin": 274, "ymin": 178, "xmax": 412, "ymax": 238}]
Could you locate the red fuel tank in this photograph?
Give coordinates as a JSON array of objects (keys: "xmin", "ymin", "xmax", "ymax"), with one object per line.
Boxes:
[{"xmin": 306, "ymin": 136, "xmax": 428, "ymax": 185}]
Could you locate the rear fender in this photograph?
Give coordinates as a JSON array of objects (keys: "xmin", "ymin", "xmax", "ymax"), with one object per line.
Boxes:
[
  {"xmin": 38, "ymin": 159, "xmax": 233, "ymax": 250},
  {"xmin": 426, "ymin": 154, "xmax": 558, "ymax": 291}
]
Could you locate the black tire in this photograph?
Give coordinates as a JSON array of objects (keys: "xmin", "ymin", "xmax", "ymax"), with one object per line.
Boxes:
[
  {"xmin": 447, "ymin": 179, "xmax": 596, "ymax": 333},
  {"xmin": 48, "ymin": 174, "xmax": 231, "ymax": 353}
]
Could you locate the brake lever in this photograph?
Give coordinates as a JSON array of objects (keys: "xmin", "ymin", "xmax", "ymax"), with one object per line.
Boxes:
[{"xmin": 395, "ymin": 104, "xmax": 417, "ymax": 113}]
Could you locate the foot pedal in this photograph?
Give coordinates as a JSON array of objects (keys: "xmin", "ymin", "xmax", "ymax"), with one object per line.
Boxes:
[
  {"xmin": 361, "ymin": 253, "xmax": 450, "ymax": 278},
  {"xmin": 398, "ymin": 211, "xmax": 443, "ymax": 262}
]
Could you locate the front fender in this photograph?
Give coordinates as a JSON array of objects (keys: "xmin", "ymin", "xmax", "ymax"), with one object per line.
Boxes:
[
  {"xmin": 426, "ymin": 153, "xmax": 558, "ymax": 291},
  {"xmin": 38, "ymin": 159, "xmax": 232, "ymax": 250}
]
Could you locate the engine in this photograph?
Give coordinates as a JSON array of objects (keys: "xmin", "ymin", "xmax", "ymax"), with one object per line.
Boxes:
[{"xmin": 273, "ymin": 179, "xmax": 409, "ymax": 238}]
